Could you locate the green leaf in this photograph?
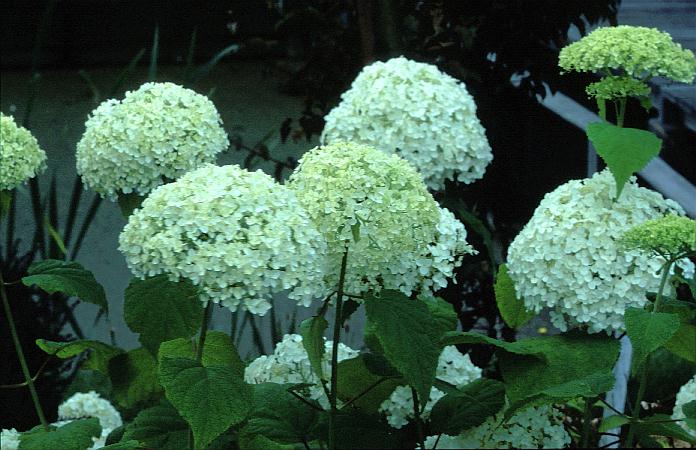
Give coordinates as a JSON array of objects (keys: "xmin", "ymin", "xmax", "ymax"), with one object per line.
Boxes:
[
  {"xmin": 44, "ymin": 216, "xmax": 67, "ymax": 256},
  {"xmin": 422, "ymin": 295, "xmax": 458, "ymax": 335},
  {"xmin": 664, "ymin": 323, "xmax": 696, "ymax": 363},
  {"xmin": 109, "ymin": 347, "xmax": 162, "ymax": 410},
  {"xmin": 64, "ymin": 369, "xmax": 113, "ymax": 400},
  {"xmin": 598, "ymin": 415, "xmax": 630, "ymax": 433},
  {"xmin": 634, "ymin": 414, "xmax": 696, "ymax": 445},
  {"xmin": 363, "ymin": 290, "xmax": 440, "ymax": 403},
  {"xmin": 23, "ymin": 259, "xmax": 108, "ymax": 312},
  {"xmin": 586, "ymin": 122, "xmax": 661, "ymax": 198},
  {"xmin": 336, "ymin": 355, "xmax": 403, "ymax": 413},
  {"xmin": 312, "ymin": 408, "xmax": 401, "ymax": 449},
  {"xmin": 122, "ymin": 401, "xmax": 189, "ymax": 450},
  {"xmin": 101, "ymin": 441, "xmax": 144, "ymax": 450},
  {"xmin": 19, "ymin": 419, "xmax": 101, "ymax": 450},
  {"xmin": 684, "ymin": 400, "xmax": 696, "ymax": 420},
  {"xmin": 35, "ymin": 339, "xmax": 122, "ymax": 373},
  {"xmin": 430, "ymin": 378, "xmax": 506, "ymax": 435},
  {"xmin": 158, "ymin": 331, "xmax": 245, "ymax": 377},
  {"xmin": 339, "ymin": 299, "xmax": 361, "ymax": 325},
  {"xmin": 625, "ymin": 308, "xmax": 681, "ymax": 371},
  {"xmin": 117, "ymin": 192, "xmax": 145, "ymax": 218},
  {"xmin": 299, "ymin": 315, "xmax": 328, "ymax": 382},
  {"xmin": 124, "ymin": 275, "xmax": 202, "ymax": 355},
  {"xmin": 159, "ymin": 357, "xmax": 252, "ymax": 449},
  {"xmin": 440, "ymin": 331, "xmax": 545, "ymax": 357},
  {"xmin": 494, "ymin": 264, "xmax": 534, "ymax": 329}
]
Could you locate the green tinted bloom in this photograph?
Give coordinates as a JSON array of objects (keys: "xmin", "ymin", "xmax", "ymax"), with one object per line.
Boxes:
[
  {"xmin": 621, "ymin": 214, "xmax": 696, "ymax": 259},
  {"xmin": 585, "ymin": 75, "xmax": 650, "ymax": 101},
  {"xmin": 0, "ymin": 113, "xmax": 46, "ymax": 191},
  {"xmin": 559, "ymin": 26, "xmax": 696, "ymax": 83}
]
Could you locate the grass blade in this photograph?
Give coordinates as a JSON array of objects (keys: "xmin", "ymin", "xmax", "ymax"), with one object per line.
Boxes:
[
  {"xmin": 188, "ymin": 43, "xmax": 239, "ymax": 85},
  {"xmin": 77, "ymin": 70, "xmax": 100, "ymax": 105},
  {"xmin": 183, "ymin": 27, "xmax": 198, "ymax": 82},
  {"xmin": 148, "ymin": 25, "xmax": 160, "ymax": 82},
  {"xmin": 108, "ymin": 48, "xmax": 146, "ymax": 98},
  {"xmin": 47, "ymin": 175, "xmax": 59, "ymax": 258},
  {"xmin": 63, "ymin": 176, "xmax": 83, "ymax": 250}
]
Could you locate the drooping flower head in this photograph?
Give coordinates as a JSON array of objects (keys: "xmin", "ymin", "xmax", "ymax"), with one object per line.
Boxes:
[
  {"xmin": 119, "ymin": 164, "xmax": 326, "ymax": 315},
  {"xmin": 559, "ymin": 25, "xmax": 696, "ymax": 83},
  {"xmin": 244, "ymin": 333, "xmax": 359, "ymax": 407},
  {"xmin": 288, "ymin": 142, "xmax": 474, "ymax": 298},
  {"xmin": 380, "ymin": 345, "xmax": 481, "ymax": 429},
  {"xmin": 0, "ymin": 113, "xmax": 46, "ymax": 191},
  {"xmin": 672, "ymin": 375, "xmax": 696, "ymax": 437},
  {"xmin": 425, "ymin": 405, "xmax": 571, "ymax": 449},
  {"xmin": 322, "ymin": 57, "xmax": 492, "ymax": 190},
  {"xmin": 76, "ymin": 82, "xmax": 229, "ymax": 200},
  {"xmin": 621, "ymin": 214, "xmax": 696, "ymax": 260},
  {"xmin": 55, "ymin": 391, "xmax": 122, "ymax": 449},
  {"xmin": 506, "ymin": 170, "xmax": 694, "ymax": 334}
]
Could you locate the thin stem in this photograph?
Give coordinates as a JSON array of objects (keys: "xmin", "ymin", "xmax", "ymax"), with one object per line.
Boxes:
[
  {"xmin": 653, "ymin": 260, "xmax": 674, "ymax": 313},
  {"xmin": 1, "ymin": 272, "xmax": 49, "ymax": 430},
  {"xmin": 328, "ymin": 248, "xmax": 349, "ymax": 450},
  {"xmin": 597, "ymin": 397, "xmax": 624, "ymax": 416},
  {"xmin": 0, "ymin": 355, "xmax": 52, "ymax": 389},
  {"xmin": 411, "ymin": 387, "xmax": 425, "ymax": 450},
  {"xmin": 616, "ymin": 97, "xmax": 627, "ymax": 128},
  {"xmin": 581, "ymin": 398, "xmax": 594, "ymax": 448},
  {"xmin": 341, "ymin": 377, "xmax": 395, "ymax": 409}
]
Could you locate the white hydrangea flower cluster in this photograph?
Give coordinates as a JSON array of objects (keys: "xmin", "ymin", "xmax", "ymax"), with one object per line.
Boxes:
[
  {"xmin": 0, "ymin": 113, "xmax": 46, "ymax": 191},
  {"xmin": 244, "ymin": 334, "xmax": 359, "ymax": 407},
  {"xmin": 424, "ymin": 405, "xmax": 571, "ymax": 449},
  {"xmin": 672, "ymin": 375, "xmax": 696, "ymax": 437},
  {"xmin": 76, "ymin": 82, "xmax": 229, "ymax": 200},
  {"xmin": 0, "ymin": 429, "xmax": 20, "ymax": 450},
  {"xmin": 322, "ymin": 57, "xmax": 492, "ymax": 191},
  {"xmin": 119, "ymin": 164, "xmax": 327, "ymax": 316},
  {"xmin": 506, "ymin": 170, "xmax": 694, "ymax": 334},
  {"xmin": 289, "ymin": 142, "xmax": 474, "ymax": 298},
  {"xmin": 53, "ymin": 391, "xmax": 122, "ymax": 449},
  {"xmin": 380, "ymin": 346, "xmax": 482, "ymax": 429}
]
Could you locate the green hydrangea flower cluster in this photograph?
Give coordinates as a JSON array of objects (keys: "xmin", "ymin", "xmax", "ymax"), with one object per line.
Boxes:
[
  {"xmin": 559, "ymin": 25, "xmax": 696, "ymax": 83},
  {"xmin": 585, "ymin": 75, "xmax": 650, "ymax": 101},
  {"xmin": 621, "ymin": 214, "xmax": 696, "ymax": 259},
  {"xmin": 0, "ymin": 113, "xmax": 46, "ymax": 191}
]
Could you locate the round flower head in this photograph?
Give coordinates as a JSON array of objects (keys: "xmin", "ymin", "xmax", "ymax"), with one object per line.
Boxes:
[
  {"xmin": 288, "ymin": 142, "xmax": 472, "ymax": 298},
  {"xmin": 119, "ymin": 164, "xmax": 327, "ymax": 315},
  {"xmin": 424, "ymin": 405, "xmax": 571, "ymax": 449},
  {"xmin": 244, "ymin": 333, "xmax": 359, "ymax": 408},
  {"xmin": 76, "ymin": 82, "xmax": 229, "ymax": 200},
  {"xmin": 380, "ymin": 345, "xmax": 481, "ymax": 429},
  {"xmin": 321, "ymin": 57, "xmax": 492, "ymax": 190},
  {"xmin": 559, "ymin": 26, "xmax": 696, "ymax": 83},
  {"xmin": 0, "ymin": 113, "xmax": 46, "ymax": 191},
  {"xmin": 54, "ymin": 391, "xmax": 122, "ymax": 449},
  {"xmin": 622, "ymin": 214, "xmax": 696, "ymax": 260},
  {"xmin": 672, "ymin": 375, "xmax": 696, "ymax": 437},
  {"xmin": 506, "ymin": 169, "xmax": 694, "ymax": 334}
]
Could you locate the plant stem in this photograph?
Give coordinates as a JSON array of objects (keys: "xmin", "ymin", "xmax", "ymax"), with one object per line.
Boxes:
[
  {"xmin": 652, "ymin": 260, "xmax": 674, "ymax": 313},
  {"xmin": 1, "ymin": 273, "xmax": 49, "ymax": 430},
  {"xmin": 581, "ymin": 398, "xmax": 594, "ymax": 448},
  {"xmin": 189, "ymin": 301, "xmax": 213, "ymax": 450},
  {"xmin": 616, "ymin": 97, "xmax": 627, "ymax": 128},
  {"xmin": 328, "ymin": 248, "xmax": 349, "ymax": 450},
  {"xmin": 411, "ymin": 387, "xmax": 425, "ymax": 449}
]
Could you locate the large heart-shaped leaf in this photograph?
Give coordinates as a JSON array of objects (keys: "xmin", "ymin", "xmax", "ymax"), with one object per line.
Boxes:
[
  {"xmin": 109, "ymin": 347, "xmax": 162, "ymax": 410},
  {"xmin": 625, "ymin": 308, "xmax": 681, "ymax": 371},
  {"xmin": 36, "ymin": 339, "xmax": 122, "ymax": 373},
  {"xmin": 122, "ymin": 400, "xmax": 189, "ymax": 450},
  {"xmin": 158, "ymin": 331, "xmax": 245, "ymax": 377},
  {"xmin": 19, "ymin": 418, "xmax": 101, "ymax": 450},
  {"xmin": 430, "ymin": 378, "xmax": 506, "ymax": 435}
]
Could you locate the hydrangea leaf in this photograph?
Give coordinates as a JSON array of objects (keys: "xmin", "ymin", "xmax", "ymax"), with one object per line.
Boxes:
[
  {"xmin": 159, "ymin": 356, "xmax": 252, "ymax": 450},
  {"xmin": 100, "ymin": 441, "xmax": 145, "ymax": 450},
  {"xmin": 336, "ymin": 355, "xmax": 403, "ymax": 413},
  {"xmin": 422, "ymin": 295, "xmax": 458, "ymax": 335},
  {"xmin": 363, "ymin": 290, "xmax": 441, "ymax": 403},
  {"xmin": 19, "ymin": 418, "xmax": 101, "ymax": 450},
  {"xmin": 64, "ymin": 369, "xmax": 113, "ymax": 400},
  {"xmin": 625, "ymin": 307, "xmax": 681, "ymax": 372},
  {"xmin": 317, "ymin": 409, "xmax": 402, "ymax": 449},
  {"xmin": 124, "ymin": 275, "xmax": 202, "ymax": 355},
  {"xmin": 35, "ymin": 339, "xmax": 122, "ymax": 373},
  {"xmin": 430, "ymin": 378, "xmax": 506, "ymax": 435},
  {"xmin": 23, "ymin": 259, "xmax": 108, "ymax": 312},
  {"xmin": 158, "ymin": 331, "xmax": 245, "ymax": 377},
  {"xmin": 494, "ymin": 264, "xmax": 534, "ymax": 329},
  {"xmin": 633, "ymin": 414, "xmax": 696, "ymax": 445},
  {"xmin": 684, "ymin": 400, "xmax": 696, "ymax": 420},
  {"xmin": 117, "ymin": 192, "xmax": 145, "ymax": 218},
  {"xmin": 109, "ymin": 347, "xmax": 162, "ymax": 410},
  {"xmin": 121, "ymin": 401, "xmax": 189, "ymax": 450},
  {"xmin": 299, "ymin": 315, "xmax": 328, "ymax": 382},
  {"xmin": 598, "ymin": 415, "xmax": 630, "ymax": 433},
  {"xmin": 585, "ymin": 122, "xmax": 661, "ymax": 199},
  {"xmin": 665, "ymin": 323, "xmax": 696, "ymax": 363},
  {"xmin": 440, "ymin": 331, "xmax": 546, "ymax": 357}
]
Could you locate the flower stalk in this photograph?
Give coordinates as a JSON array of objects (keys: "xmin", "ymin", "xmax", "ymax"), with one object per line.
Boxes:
[{"xmin": 329, "ymin": 248, "xmax": 349, "ymax": 450}]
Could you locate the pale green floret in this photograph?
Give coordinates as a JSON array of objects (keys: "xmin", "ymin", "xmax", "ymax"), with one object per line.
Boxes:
[
  {"xmin": 119, "ymin": 164, "xmax": 327, "ymax": 316},
  {"xmin": 559, "ymin": 25, "xmax": 696, "ymax": 83},
  {"xmin": 0, "ymin": 113, "xmax": 47, "ymax": 191},
  {"xmin": 288, "ymin": 142, "xmax": 474, "ymax": 297},
  {"xmin": 621, "ymin": 214, "xmax": 696, "ymax": 259},
  {"xmin": 76, "ymin": 82, "xmax": 229, "ymax": 200},
  {"xmin": 585, "ymin": 75, "xmax": 650, "ymax": 101}
]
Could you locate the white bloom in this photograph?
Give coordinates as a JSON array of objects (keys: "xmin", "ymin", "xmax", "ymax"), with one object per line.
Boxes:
[
  {"xmin": 76, "ymin": 82, "xmax": 229, "ymax": 199},
  {"xmin": 380, "ymin": 346, "xmax": 481, "ymax": 429},
  {"xmin": 0, "ymin": 113, "xmax": 46, "ymax": 191},
  {"xmin": 507, "ymin": 169, "xmax": 693, "ymax": 334},
  {"xmin": 119, "ymin": 164, "xmax": 327, "ymax": 316},
  {"xmin": 55, "ymin": 391, "xmax": 122, "ymax": 449},
  {"xmin": 322, "ymin": 57, "xmax": 492, "ymax": 190},
  {"xmin": 672, "ymin": 375, "xmax": 696, "ymax": 437},
  {"xmin": 244, "ymin": 334, "xmax": 359, "ymax": 408},
  {"xmin": 0, "ymin": 429, "xmax": 20, "ymax": 450},
  {"xmin": 425, "ymin": 405, "xmax": 571, "ymax": 449}
]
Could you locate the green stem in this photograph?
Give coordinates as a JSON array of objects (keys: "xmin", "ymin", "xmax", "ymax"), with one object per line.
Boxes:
[
  {"xmin": 616, "ymin": 97, "xmax": 627, "ymax": 128},
  {"xmin": 581, "ymin": 398, "xmax": 594, "ymax": 448},
  {"xmin": 1, "ymin": 273, "xmax": 49, "ymax": 430},
  {"xmin": 411, "ymin": 387, "xmax": 425, "ymax": 450},
  {"xmin": 652, "ymin": 260, "xmax": 674, "ymax": 313},
  {"xmin": 189, "ymin": 301, "xmax": 213, "ymax": 449},
  {"xmin": 329, "ymin": 248, "xmax": 349, "ymax": 450}
]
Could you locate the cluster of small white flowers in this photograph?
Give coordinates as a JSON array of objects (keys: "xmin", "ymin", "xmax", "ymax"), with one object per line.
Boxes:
[
  {"xmin": 76, "ymin": 82, "xmax": 229, "ymax": 200},
  {"xmin": 0, "ymin": 429, "xmax": 20, "ymax": 450},
  {"xmin": 289, "ymin": 142, "xmax": 474, "ymax": 298},
  {"xmin": 44, "ymin": 391, "xmax": 121, "ymax": 450},
  {"xmin": 244, "ymin": 334, "xmax": 359, "ymax": 407},
  {"xmin": 380, "ymin": 346, "xmax": 481, "ymax": 429},
  {"xmin": 322, "ymin": 57, "xmax": 492, "ymax": 191},
  {"xmin": 119, "ymin": 164, "xmax": 327, "ymax": 315},
  {"xmin": 672, "ymin": 375, "xmax": 696, "ymax": 437},
  {"xmin": 506, "ymin": 169, "xmax": 694, "ymax": 334},
  {"xmin": 424, "ymin": 405, "xmax": 571, "ymax": 449},
  {"xmin": 0, "ymin": 113, "xmax": 46, "ymax": 191}
]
